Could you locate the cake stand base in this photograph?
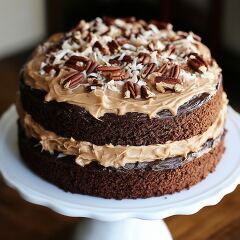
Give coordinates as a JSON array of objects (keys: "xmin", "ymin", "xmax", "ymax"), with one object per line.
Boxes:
[{"xmin": 73, "ymin": 218, "xmax": 172, "ymax": 240}]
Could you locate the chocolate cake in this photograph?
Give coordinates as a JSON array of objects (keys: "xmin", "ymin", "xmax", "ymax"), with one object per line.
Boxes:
[{"xmin": 17, "ymin": 17, "xmax": 228, "ymax": 199}]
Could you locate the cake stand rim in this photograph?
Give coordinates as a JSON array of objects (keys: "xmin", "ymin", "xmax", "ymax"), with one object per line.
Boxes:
[{"xmin": 0, "ymin": 105, "xmax": 240, "ymax": 221}]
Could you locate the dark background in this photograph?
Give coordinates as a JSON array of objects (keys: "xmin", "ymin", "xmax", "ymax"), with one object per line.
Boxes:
[{"xmin": 0, "ymin": 0, "xmax": 240, "ymax": 239}]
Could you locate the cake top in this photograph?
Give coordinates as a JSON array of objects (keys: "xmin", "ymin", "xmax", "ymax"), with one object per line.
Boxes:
[{"xmin": 24, "ymin": 17, "xmax": 221, "ymax": 118}]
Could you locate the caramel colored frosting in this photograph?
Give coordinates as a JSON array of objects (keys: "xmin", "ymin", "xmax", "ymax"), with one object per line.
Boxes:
[
  {"xmin": 20, "ymin": 93, "xmax": 227, "ymax": 168},
  {"xmin": 24, "ymin": 17, "xmax": 222, "ymax": 118}
]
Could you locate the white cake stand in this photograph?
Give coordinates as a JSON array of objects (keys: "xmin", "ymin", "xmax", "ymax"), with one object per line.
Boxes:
[{"xmin": 1, "ymin": 105, "xmax": 240, "ymax": 240}]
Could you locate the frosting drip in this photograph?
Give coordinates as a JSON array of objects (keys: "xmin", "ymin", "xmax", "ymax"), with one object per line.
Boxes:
[{"xmin": 20, "ymin": 93, "xmax": 227, "ymax": 168}]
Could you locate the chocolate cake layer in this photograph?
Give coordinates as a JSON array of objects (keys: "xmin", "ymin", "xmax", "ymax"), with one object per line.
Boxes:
[
  {"xmin": 20, "ymin": 78, "xmax": 223, "ymax": 146},
  {"xmin": 18, "ymin": 122, "xmax": 225, "ymax": 199}
]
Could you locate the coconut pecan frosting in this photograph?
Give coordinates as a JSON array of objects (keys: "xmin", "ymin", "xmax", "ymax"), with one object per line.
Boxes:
[{"xmin": 24, "ymin": 17, "xmax": 222, "ymax": 118}]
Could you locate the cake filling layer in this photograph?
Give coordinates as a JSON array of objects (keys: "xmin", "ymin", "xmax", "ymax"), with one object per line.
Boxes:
[
  {"xmin": 19, "ymin": 93, "xmax": 227, "ymax": 168},
  {"xmin": 18, "ymin": 125, "xmax": 225, "ymax": 199}
]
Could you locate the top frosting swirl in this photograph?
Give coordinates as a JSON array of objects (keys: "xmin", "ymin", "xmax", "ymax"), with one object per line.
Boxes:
[{"xmin": 24, "ymin": 17, "xmax": 222, "ymax": 118}]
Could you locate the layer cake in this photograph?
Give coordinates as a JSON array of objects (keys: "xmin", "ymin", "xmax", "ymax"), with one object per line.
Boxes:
[{"xmin": 17, "ymin": 17, "xmax": 227, "ymax": 199}]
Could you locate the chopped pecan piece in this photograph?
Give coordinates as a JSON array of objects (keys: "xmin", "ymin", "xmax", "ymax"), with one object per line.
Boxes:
[
  {"xmin": 138, "ymin": 19, "xmax": 147, "ymax": 27},
  {"xmin": 86, "ymin": 78, "xmax": 103, "ymax": 92},
  {"xmin": 208, "ymin": 58, "xmax": 214, "ymax": 67},
  {"xmin": 102, "ymin": 16, "xmax": 115, "ymax": 26},
  {"xmin": 147, "ymin": 42, "xmax": 156, "ymax": 51},
  {"xmin": 177, "ymin": 32, "xmax": 201, "ymax": 42},
  {"xmin": 123, "ymin": 81, "xmax": 140, "ymax": 99},
  {"xmin": 83, "ymin": 32, "xmax": 93, "ymax": 43},
  {"xmin": 149, "ymin": 20, "xmax": 169, "ymax": 30},
  {"xmin": 65, "ymin": 56, "xmax": 89, "ymax": 71},
  {"xmin": 74, "ymin": 20, "xmax": 86, "ymax": 32},
  {"xmin": 122, "ymin": 28, "xmax": 131, "ymax": 38},
  {"xmin": 141, "ymin": 85, "xmax": 155, "ymax": 99},
  {"xmin": 164, "ymin": 44, "xmax": 176, "ymax": 55},
  {"xmin": 141, "ymin": 63, "xmax": 157, "ymax": 79},
  {"xmin": 61, "ymin": 72, "xmax": 85, "ymax": 90},
  {"xmin": 138, "ymin": 52, "xmax": 151, "ymax": 65},
  {"xmin": 100, "ymin": 28, "xmax": 110, "ymax": 36},
  {"xmin": 93, "ymin": 41, "xmax": 108, "ymax": 54},
  {"xmin": 122, "ymin": 17, "xmax": 136, "ymax": 23},
  {"xmin": 43, "ymin": 65, "xmax": 59, "ymax": 76},
  {"xmin": 116, "ymin": 36, "xmax": 128, "ymax": 46},
  {"xmin": 187, "ymin": 53, "xmax": 208, "ymax": 73},
  {"xmin": 169, "ymin": 46, "xmax": 176, "ymax": 55},
  {"xmin": 155, "ymin": 76, "xmax": 183, "ymax": 93},
  {"xmin": 109, "ymin": 58, "xmax": 121, "ymax": 65},
  {"xmin": 107, "ymin": 40, "xmax": 120, "ymax": 54},
  {"xmin": 122, "ymin": 55, "xmax": 132, "ymax": 63},
  {"xmin": 88, "ymin": 78, "xmax": 103, "ymax": 86},
  {"xmin": 192, "ymin": 34, "xmax": 201, "ymax": 42}
]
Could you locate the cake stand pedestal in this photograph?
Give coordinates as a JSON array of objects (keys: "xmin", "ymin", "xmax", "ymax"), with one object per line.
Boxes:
[
  {"xmin": 1, "ymin": 106, "xmax": 240, "ymax": 240},
  {"xmin": 73, "ymin": 218, "xmax": 172, "ymax": 240}
]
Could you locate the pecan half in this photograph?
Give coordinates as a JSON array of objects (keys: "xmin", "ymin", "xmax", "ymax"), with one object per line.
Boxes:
[
  {"xmin": 141, "ymin": 63, "xmax": 157, "ymax": 79},
  {"xmin": 169, "ymin": 65, "xmax": 180, "ymax": 78},
  {"xmin": 61, "ymin": 72, "xmax": 85, "ymax": 90},
  {"xmin": 138, "ymin": 52, "xmax": 151, "ymax": 65},
  {"xmin": 187, "ymin": 53, "xmax": 208, "ymax": 73},
  {"xmin": 97, "ymin": 65, "xmax": 129, "ymax": 80},
  {"xmin": 123, "ymin": 81, "xmax": 140, "ymax": 99},
  {"xmin": 157, "ymin": 63, "xmax": 169, "ymax": 75},
  {"xmin": 43, "ymin": 65, "xmax": 59, "ymax": 76},
  {"xmin": 109, "ymin": 71, "xmax": 129, "ymax": 80},
  {"xmin": 141, "ymin": 85, "xmax": 155, "ymax": 99},
  {"xmin": 155, "ymin": 76, "xmax": 183, "ymax": 93},
  {"xmin": 97, "ymin": 65, "xmax": 121, "ymax": 71},
  {"xmin": 85, "ymin": 61, "xmax": 98, "ymax": 74}
]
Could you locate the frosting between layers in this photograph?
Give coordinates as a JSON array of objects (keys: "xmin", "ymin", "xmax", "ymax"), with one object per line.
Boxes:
[
  {"xmin": 24, "ymin": 18, "xmax": 222, "ymax": 118},
  {"xmin": 19, "ymin": 93, "xmax": 227, "ymax": 168}
]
